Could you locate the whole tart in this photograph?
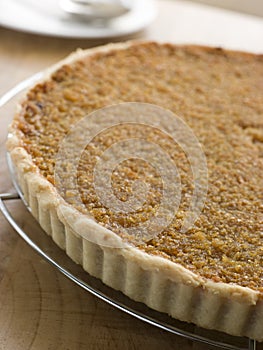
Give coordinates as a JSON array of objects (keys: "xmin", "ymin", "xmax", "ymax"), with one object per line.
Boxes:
[{"xmin": 7, "ymin": 42, "xmax": 263, "ymax": 340}]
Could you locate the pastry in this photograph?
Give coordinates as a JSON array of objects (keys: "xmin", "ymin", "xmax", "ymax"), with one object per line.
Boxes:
[{"xmin": 7, "ymin": 42, "xmax": 263, "ymax": 340}]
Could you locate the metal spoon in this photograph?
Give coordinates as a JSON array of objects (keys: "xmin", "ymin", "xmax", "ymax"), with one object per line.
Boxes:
[{"xmin": 60, "ymin": 0, "xmax": 131, "ymax": 20}]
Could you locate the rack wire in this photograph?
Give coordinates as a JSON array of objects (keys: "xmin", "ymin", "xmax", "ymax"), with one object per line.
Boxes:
[
  {"xmin": 0, "ymin": 188, "xmax": 259, "ymax": 350},
  {"xmin": 0, "ymin": 193, "xmax": 257, "ymax": 350},
  {"xmin": 0, "ymin": 71, "xmax": 259, "ymax": 350}
]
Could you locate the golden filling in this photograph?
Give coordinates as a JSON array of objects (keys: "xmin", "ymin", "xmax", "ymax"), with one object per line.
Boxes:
[{"xmin": 14, "ymin": 43, "xmax": 263, "ymax": 291}]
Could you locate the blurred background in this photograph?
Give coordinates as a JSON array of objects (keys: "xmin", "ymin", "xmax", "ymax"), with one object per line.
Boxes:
[{"xmin": 185, "ymin": 0, "xmax": 263, "ymax": 17}]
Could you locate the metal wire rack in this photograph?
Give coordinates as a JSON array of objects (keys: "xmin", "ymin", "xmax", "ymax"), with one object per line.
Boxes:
[
  {"xmin": 0, "ymin": 191, "xmax": 258, "ymax": 350},
  {"xmin": 0, "ymin": 72, "xmax": 260, "ymax": 350}
]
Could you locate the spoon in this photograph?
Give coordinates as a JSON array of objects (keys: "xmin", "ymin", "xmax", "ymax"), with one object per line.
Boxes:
[{"xmin": 60, "ymin": 0, "xmax": 131, "ymax": 20}]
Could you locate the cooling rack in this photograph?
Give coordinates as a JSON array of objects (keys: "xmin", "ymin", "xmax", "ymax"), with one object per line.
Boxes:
[{"xmin": 0, "ymin": 73, "xmax": 259, "ymax": 350}]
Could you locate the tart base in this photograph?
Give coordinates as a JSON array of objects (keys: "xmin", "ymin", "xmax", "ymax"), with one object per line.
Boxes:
[{"xmin": 6, "ymin": 42, "xmax": 263, "ymax": 341}]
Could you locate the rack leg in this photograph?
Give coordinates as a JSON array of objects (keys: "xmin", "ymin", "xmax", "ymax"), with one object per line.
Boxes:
[
  {"xmin": 0, "ymin": 193, "xmax": 19, "ymax": 200},
  {"xmin": 248, "ymin": 339, "xmax": 257, "ymax": 350}
]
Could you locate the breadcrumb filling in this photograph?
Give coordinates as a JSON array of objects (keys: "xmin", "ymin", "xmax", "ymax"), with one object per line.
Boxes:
[{"xmin": 14, "ymin": 43, "xmax": 263, "ymax": 292}]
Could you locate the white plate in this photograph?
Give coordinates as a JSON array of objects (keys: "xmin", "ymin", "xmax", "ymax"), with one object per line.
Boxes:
[{"xmin": 0, "ymin": 0, "xmax": 157, "ymax": 39}]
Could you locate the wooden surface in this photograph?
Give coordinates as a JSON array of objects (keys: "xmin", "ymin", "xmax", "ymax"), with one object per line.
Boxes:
[{"xmin": 0, "ymin": 1, "xmax": 263, "ymax": 349}]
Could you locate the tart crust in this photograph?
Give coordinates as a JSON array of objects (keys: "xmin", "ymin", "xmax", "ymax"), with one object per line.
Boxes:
[{"xmin": 7, "ymin": 42, "xmax": 263, "ymax": 341}]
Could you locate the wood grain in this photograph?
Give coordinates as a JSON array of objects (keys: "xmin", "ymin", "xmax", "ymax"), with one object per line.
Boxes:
[{"xmin": 0, "ymin": 1, "xmax": 262, "ymax": 349}]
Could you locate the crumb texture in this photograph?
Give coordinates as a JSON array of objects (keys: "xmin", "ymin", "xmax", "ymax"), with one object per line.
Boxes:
[{"xmin": 13, "ymin": 43, "xmax": 263, "ymax": 292}]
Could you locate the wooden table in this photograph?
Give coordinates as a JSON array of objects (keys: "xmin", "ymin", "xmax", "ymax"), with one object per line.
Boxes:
[{"xmin": 0, "ymin": 1, "xmax": 262, "ymax": 349}]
